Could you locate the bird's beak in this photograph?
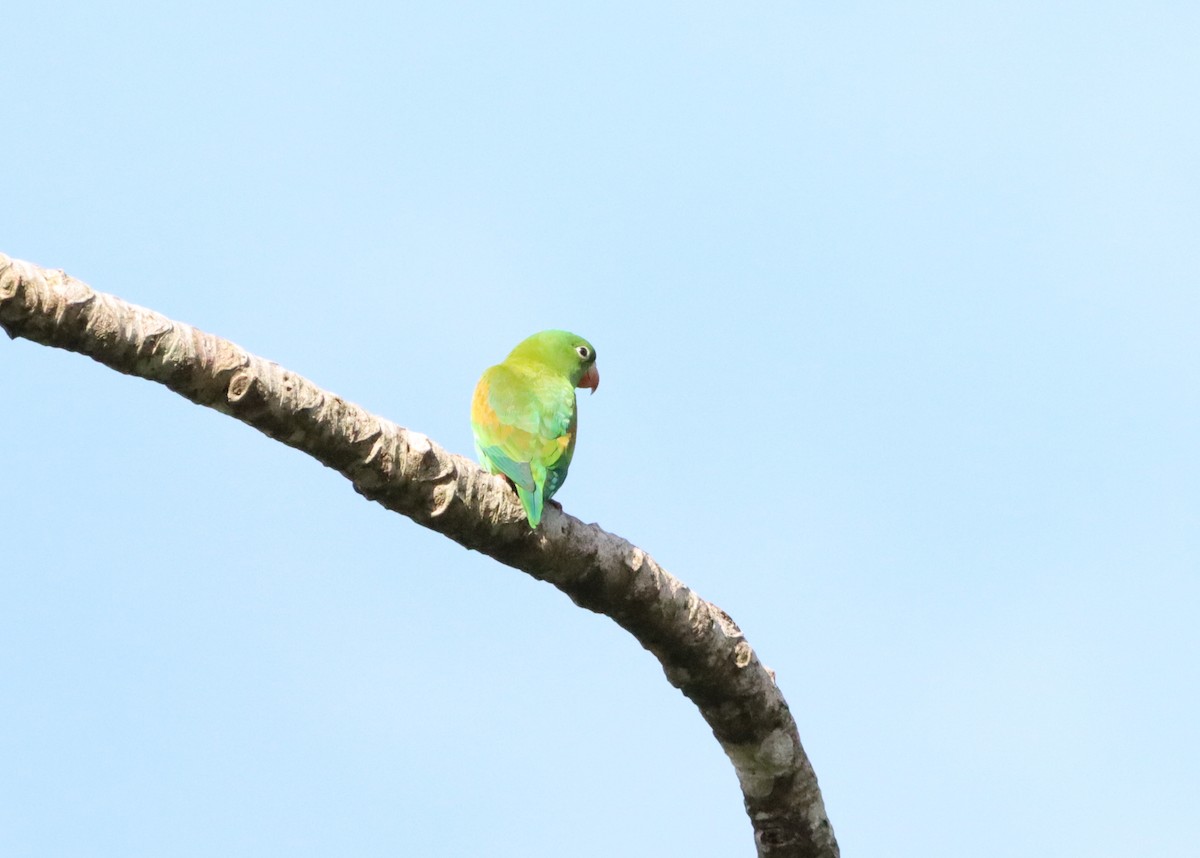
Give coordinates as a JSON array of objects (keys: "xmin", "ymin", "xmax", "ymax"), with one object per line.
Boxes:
[{"xmin": 578, "ymin": 364, "xmax": 600, "ymax": 394}]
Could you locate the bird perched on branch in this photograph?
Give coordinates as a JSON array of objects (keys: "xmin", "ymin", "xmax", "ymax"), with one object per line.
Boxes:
[{"xmin": 471, "ymin": 330, "xmax": 600, "ymax": 528}]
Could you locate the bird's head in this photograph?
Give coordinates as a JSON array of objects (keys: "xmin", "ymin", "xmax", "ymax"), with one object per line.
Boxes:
[{"xmin": 510, "ymin": 329, "xmax": 599, "ymax": 394}]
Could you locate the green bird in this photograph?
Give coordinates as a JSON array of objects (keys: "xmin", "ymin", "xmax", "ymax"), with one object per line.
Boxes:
[{"xmin": 471, "ymin": 330, "xmax": 600, "ymax": 528}]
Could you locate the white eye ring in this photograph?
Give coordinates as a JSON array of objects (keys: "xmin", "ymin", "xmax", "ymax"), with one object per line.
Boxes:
[{"xmin": 576, "ymin": 346, "xmax": 591, "ymax": 359}]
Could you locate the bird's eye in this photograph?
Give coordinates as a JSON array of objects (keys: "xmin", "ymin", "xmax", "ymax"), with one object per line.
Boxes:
[{"xmin": 576, "ymin": 345, "xmax": 591, "ymax": 360}]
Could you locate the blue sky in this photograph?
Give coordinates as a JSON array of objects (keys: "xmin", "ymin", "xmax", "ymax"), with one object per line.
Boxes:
[{"xmin": 3, "ymin": 3, "xmax": 1197, "ymax": 856}]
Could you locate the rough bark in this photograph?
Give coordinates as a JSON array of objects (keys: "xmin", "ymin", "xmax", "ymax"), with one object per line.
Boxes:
[{"xmin": 0, "ymin": 252, "xmax": 839, "ymax": 858}]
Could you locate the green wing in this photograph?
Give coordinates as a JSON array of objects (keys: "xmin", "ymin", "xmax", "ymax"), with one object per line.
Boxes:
[{"xmin": 471, "ymin": 363, "xmax": 577, "ymax": 528}]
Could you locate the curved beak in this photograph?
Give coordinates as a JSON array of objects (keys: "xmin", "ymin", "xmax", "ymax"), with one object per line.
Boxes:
[{"xmin": 578, "ymin": 364, "xmax": 600, "ymax": 394}]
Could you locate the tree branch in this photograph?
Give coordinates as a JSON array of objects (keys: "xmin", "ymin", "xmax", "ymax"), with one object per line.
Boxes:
[{"xmin": 0, "ymin": 252, "xmax": 839, "ymax": 858}]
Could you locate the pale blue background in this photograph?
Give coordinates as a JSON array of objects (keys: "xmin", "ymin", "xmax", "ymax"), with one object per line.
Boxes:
[{"xmin": 2, "ymin": 3, "xmax": 1197, "ymax": 856}]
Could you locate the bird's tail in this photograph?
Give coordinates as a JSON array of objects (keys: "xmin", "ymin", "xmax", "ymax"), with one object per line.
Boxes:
[{"xmin": 516, "ymin": 483, "xmax": 543, "ymax": 529}]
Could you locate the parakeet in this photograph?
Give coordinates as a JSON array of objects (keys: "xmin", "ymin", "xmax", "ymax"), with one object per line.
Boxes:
[{"xmin": 471, "ymin": 330, "xmax": 600, "ymax": 528}]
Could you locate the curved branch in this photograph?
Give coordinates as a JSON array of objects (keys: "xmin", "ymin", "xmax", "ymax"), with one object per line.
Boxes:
[{"xmin": 0, "ymin": 252, "xmax": 839, "ymax": 858}]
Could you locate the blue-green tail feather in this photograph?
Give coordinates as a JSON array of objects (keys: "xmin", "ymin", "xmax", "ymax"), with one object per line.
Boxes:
[{"xmin": 516, "ymin": 482, "xmax": 544, "ymax": 528}]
